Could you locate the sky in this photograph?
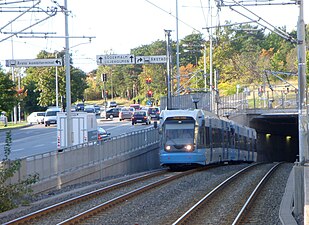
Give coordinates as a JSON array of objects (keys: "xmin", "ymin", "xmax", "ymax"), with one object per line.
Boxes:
[{"xmin": 0, "ymin": 0, "xmax": 307, "ymax": 73}]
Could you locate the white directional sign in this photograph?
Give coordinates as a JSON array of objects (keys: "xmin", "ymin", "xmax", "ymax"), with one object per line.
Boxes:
[
  {"xmin": 136, "ymin": 55, "xmax": 167, "ymax": 64},
  {"xmin": 5, "ymin": 58, "xmax": 62, "ymax": 67},
  {"xmin": 96, "ymin": 54, "xmax": 135, "ymax": 65}
]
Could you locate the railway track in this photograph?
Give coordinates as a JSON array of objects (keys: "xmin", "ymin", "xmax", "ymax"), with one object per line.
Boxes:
[
  {"xmin": 3, "ymin": 163, "xmax": 287, "ymax": 224},
  {"xmin": 4, "ymin": 168, "xmax": 204, "ymax": 225},
  {"xmin": 172, "ymin": 162, "xmax": 282, "ymax": 225}
]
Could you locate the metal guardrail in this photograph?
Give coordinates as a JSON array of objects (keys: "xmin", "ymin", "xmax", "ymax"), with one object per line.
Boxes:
[{"xmin": 218, "ymin": 90, "xmax": 299, "ymax": 117}]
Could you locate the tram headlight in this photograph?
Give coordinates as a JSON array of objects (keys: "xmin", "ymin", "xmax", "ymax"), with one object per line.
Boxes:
[
  {"xmin": 165, "ymin": 145, "xmax": 171, "ymax": 151},
  {"xmin": 185, "ymin": 144, "xmax": 194, "ymax": 152}
]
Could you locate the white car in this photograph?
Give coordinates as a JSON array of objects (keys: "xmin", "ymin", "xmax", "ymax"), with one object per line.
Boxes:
[
  {"xmin": 27, "ymin": 112, "xmax": 45, "ymax": 125},
  {"xmin": 44, "ymin": 107, "xmax": 61, "ymax": 127}
]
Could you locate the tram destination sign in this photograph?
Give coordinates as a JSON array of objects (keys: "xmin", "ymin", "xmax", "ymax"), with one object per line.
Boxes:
[{"xmin": 5, "ymin": 58, "xmax": 62, "ymax": 67}]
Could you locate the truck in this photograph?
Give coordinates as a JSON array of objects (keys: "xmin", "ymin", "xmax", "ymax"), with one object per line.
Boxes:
[{"xmin": 57, "ymin": 112, "xmax": 98, "ymax": 149}]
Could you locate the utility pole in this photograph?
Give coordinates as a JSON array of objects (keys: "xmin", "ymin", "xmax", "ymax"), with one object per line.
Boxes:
[
  {"xmin": 55, "ymin": 52, "xmax": 59, "ymax": 108},
  {"xmin": 176, "ymin": 0, "xmax": 180, "ymax": 97},
  {"xmin": 297, "ymin": 0, "xmax": 307, "ymax": 164},
  {"xmin": 204, "ymin": 43, "xmax": 207, "ymax": 92},
  {"xmin": 64, "ymin": 0, "xmax": 72, "ymax": 147},
  {"xmin": 165, "ymin": 29, "xmax": 172, "ymax": 110}
]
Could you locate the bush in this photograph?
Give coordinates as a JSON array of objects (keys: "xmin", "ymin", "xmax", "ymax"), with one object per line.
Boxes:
[{"xmin": 0, "ymin": 131, "xmax": 39, "ymax": 212}]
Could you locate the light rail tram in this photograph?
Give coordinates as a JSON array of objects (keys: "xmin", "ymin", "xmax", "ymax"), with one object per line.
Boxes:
[{"xmin": 159, "ymin": 109, "xmax": 257, "ymax": 169}]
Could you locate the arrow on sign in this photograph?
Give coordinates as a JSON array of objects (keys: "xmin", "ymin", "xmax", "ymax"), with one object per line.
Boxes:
[
  {"xmin": 98, "ymin": 57, "xmax": 104, "ymax": 64},
  {"xmin": 55, "ymin": 60, "xmax": 62, "ymax": 66},
  {"xmin": 129, "ymin": 55, "xmax": 134, "ymax": 63}
]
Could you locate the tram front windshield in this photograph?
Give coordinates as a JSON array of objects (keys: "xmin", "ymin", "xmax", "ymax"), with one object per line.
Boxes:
[{"xmin": 164, "ymin": 122, "xmax": 195, "ymax": 145}]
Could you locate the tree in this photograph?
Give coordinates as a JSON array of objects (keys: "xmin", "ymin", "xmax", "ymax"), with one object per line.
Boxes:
[
  {"xmin": 24, "ymin": 50, "xmax": 88, "ymax": 107},
  {"xmin": 0, "ymin": 131, "xmax": 39, "ymax": 212},
  {"xmin": 0, "ymin": 68, "xmax": 17, "ymax": 113}
]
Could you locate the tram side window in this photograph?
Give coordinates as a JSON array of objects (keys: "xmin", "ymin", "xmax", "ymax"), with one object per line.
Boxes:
[
  {"xmin": 212, "ymin": 128, "xmax": 220, "ymax": 148},
  {"xmin": 224, "ymin": 130, "xmax": 228, "ymax": 148},
  {"xmin": 197, "ymin": 126, "xmax": 206, "ymax": 148},
  {"xmin": 235, "ymin": 133, "xmax": 239, "ymax": 149},
  {"xmin": 205, "ymin": 127, "xmax": 210, "ymax": 148}
]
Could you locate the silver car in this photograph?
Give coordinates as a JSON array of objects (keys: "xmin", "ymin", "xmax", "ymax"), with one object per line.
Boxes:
[{"xmin": 119, "ymin": 107, "xmax": 135, "ymax": 121}]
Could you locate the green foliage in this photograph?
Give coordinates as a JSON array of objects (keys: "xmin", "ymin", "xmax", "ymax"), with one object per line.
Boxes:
[
  {"xmin": 0, "ymin": 131, "xmax": 39, "ymax": 212},
  {"xmin": 0, "ymin": 68, "xmax": 17, "ymax": 113},
  {"xmin": 13, "ymin": 23, "xmax": 308, "ymax": 106},
  {"xmin": 23, "ymin": 50, "xmax": 88, "ymax": 108}
]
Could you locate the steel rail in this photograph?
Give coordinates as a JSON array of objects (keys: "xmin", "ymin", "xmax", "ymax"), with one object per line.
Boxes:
[
  {"xmin": 4, "ymin": 170, "xmax": 167, "ymax": 225},
  {"xmin": 172, "ymin": 163, "xmax": 262, "ymax": 225},
  {"xmin": 57, "ymin": 167, "xmax": 207, "ymax": 224},
  {"xmin": 232, "ymin": 162, "xmax": 283, "ymax": 225}
]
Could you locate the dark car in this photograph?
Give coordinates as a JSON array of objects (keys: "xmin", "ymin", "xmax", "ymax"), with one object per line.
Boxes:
[
  {"xmin": 75, "ymin": 103, "xmax": 85, "ymax": 111},
  {"xmin": 148, "ymin": 107, "xmax": 160, "ymax": 120},
  {"xmin": 84, "ymin": 105, "xmax": 96, "ymax": 113},
  {"xmin": 131, "ymin": 110, "xmax": 151, "ymax": 125},
  {"xmin": 97, "ymin": 127, "xmax": 111, "ymax": 140},
  {"xmin": 94, "ymin": 105, "xmax": 101, "ymax": 115},
  {"xmin": 107, "ymin": 101, "xmax": 117, "ymax": 108},
  {"xmin": 104, "ymin": 107, "xmax": 121, "ymax": 119}
]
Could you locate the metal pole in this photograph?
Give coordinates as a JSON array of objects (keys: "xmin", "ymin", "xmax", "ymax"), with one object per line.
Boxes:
[
  {"xmin": 64, "ymin": 0, "xmax": 72, "ymax": 147},
  {"xmin": 176, "ymin": 0, "xmax": 180, "ymax": 97},
  {"xmin": 11, "ymin": 23, "xmax": 17, "ymax": 124},
  {"xmin": 204, "ymin": 43, "xmax": 207, "ymax": 92},
  {"xmin": 165, "ymin": 30, "xmax": 172, "ymax": 110},
  {"xmin": 209, "ymin": 2, "xmax": 214, "ymax": 113},
  {"xmin": 56, "ymin": 66, "xmax": 59, "ymax": 108},
  {"xmin": 297, "ymin": 0, "xmax": 308, "ymax": 164},
  {"xmin": 18, "ymin": 74, "xmax": 21, "ymax": 123}
]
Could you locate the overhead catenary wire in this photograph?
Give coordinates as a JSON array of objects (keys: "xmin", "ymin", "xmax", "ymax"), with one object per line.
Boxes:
[
  {"xmin": 144, "ymin": 0, "xmax": 202, "ymax": 34},
  {"xmin": 230, "ymin": 0, "xmax": 296, "ymax": 43}
]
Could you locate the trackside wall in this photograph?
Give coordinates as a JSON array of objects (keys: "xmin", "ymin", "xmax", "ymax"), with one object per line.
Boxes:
[{"xmin": 7, "ymin": 128, "xmax": 160, "ymax": 194}]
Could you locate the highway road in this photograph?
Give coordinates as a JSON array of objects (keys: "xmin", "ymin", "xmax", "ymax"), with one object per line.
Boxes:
[{"xmin": 0, "ymin": 118, "xmax": 154, "ymax": 160}]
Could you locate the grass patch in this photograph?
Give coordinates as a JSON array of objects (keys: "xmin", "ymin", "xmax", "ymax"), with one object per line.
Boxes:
[{"xmin": 0, "ymin": 121, "xmax": 28, "ymax": 130}]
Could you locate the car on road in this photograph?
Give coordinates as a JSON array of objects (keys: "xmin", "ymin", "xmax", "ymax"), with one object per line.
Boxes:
[
  {"xmin": 75, "ymin": 103, "xmax": 85, "ymax": 111},
  {"xmin": 131, "ymin": 110, "xmax": 151, "ymax": 125},
  {"xmin": 94, "ymin": 105, "xmax": 101, "ymax": 115},
  {"xmin": 97, "ymin": 126, "xmax": 111, "ymax": 140},
  {"xmin": 104, "ymin": 107, "xmax": 121, "ymax": 119},
  {"xmin": 119, "ymin": 107, "xmax": 135, "ymax": 121},
  {"xmin": 84, "ymin": 105, "xmax": 96, "ymax": 114},
  {"xmin": 107, "ymin": 101, "xmax": 117, "ymax": 108},
  {"xmin": 147, "ymin": 107, "xmax": 160, "ymax": 120},
  {"xmin": 130, "ymin": 104, "xmax": 141, "ymax": 110},
  {"xmin": 27, "ymin": 112, "xmax": 45, "ymax": 125},
  {"xmin": 44, "ymin": 107, "xmax": 61, "ymax": 127}
]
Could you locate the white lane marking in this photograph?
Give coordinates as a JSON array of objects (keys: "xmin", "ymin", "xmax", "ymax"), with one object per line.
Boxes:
[
  {"xmin": 33, "ymin": 144, "xmax": 45, "ymax": 148},
  {"xmin": 12, "ymin": 148, "xmax": 25, "ymax": 152}
]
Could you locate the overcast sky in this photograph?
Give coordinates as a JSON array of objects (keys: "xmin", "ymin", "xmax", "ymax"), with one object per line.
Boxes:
[{"xmin": 0, "ymin": 0, "xmax": 307, "ymax": 73}]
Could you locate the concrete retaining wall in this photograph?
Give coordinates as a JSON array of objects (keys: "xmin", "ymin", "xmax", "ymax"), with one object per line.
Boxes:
[{"xmin": 31, "ymin": 143, "xmax": 160, "ymax": 194}]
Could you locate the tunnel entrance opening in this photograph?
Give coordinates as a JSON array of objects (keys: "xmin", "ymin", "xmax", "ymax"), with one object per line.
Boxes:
[{"xmin": 250, "ymin": 114, "xmax": 298, "ymax": 163}]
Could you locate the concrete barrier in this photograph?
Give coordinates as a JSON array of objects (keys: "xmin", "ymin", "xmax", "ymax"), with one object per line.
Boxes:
[{"xmin": 6, "ymin": 127, "xmax": 160, "ymax": 194}]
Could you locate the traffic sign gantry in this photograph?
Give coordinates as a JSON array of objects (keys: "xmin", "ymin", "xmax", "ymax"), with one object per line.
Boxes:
[
  {"xmin": 96, "ymin": 54, "xmax": 135, "ymax": 65},
  {"xmin": 5, "ymin": 58, "xmax": 62, "ymax": 67}
]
